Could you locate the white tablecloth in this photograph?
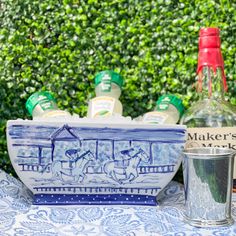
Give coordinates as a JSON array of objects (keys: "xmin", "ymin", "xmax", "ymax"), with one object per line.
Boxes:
[{"xmin": 0, "ymin": 169, "xmax": 236, "ymax": 236}]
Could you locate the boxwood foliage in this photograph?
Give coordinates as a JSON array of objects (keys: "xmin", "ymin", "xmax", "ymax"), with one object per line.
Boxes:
[{"xmin": 0, "ymin": 0, "xmax": 235, "ymax": 178}]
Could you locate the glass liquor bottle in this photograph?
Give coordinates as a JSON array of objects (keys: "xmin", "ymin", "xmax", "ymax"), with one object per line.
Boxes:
[{"xmin": 180, "ymin": 27, "xmax": 236, "ymax": 188}]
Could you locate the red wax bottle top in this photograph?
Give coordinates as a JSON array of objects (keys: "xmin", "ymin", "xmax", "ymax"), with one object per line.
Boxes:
[
  {"xmin": 197, "ymin": 27, "xmax": 227, "ymax": 91},
  {"xmin": 199, "ymin": 27, "xmax": 220, "ymax": 37}
]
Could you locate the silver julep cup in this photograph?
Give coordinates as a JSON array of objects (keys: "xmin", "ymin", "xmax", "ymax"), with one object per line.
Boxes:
[{"xmin": 182, "ymin": 147, "xmax": 235, "ymax": 227}]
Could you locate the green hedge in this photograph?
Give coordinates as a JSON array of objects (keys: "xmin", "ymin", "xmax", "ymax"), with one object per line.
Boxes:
[{"xmin": 0, "ymin": 0, "xmax": 235, "ymax": 179}]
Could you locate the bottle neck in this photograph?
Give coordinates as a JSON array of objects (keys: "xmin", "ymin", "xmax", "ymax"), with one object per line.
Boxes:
[
  {"xmin": 197, "ymin": 66, "xmax": 225, "ymax": 100},
  {"xmin": 197, "ymin": 28, "xmax": 227, "ymax": 93},
  {"xmin": 95, "ymin": 83, "xmax": 121, "ymax": 99},
  {"xmin": 32, "ymin": 102, "xmax": 58, "ymax": 117}
]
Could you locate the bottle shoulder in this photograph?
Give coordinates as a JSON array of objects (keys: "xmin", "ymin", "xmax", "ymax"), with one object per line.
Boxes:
[
  {"xmin": 142, "ymin": 111, "xmax": 177, "ymax": 124},
  {"xmin": 33, "ymin": 109, "xmax": 71, "ymax": 119},
  {"xmin": 181, "ymin": 99, "xmax": 236, "ymax": 127},
  {"xmin": 184, "ymin": 99, "xmax": 235, "ymax": 115},
  {"xmin": 91, "ymin": 95, "xmax": 122, "ymax": 102}
]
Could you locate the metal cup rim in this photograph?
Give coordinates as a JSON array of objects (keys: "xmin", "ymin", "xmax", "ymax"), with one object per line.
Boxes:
[{"xmin": 183, "ymin": 147, "xmax": 236, "ymax": 157}]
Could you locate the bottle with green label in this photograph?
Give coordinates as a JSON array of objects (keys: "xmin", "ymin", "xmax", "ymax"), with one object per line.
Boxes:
[
  {"xmin": 142, "ymin": 95, "xmax": 184, "ymax": 124},
  {"xmin": 26, "ymin": 91, "xmax": 71, "ymax": 119},
  {"xmin": 87, "ymin": 70, "xmax": 124, "ymax": 118}
]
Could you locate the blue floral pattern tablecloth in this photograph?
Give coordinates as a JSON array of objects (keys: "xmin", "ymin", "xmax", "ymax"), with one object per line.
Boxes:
[{"xmin": 0, "ymin": 169, "xmax": 236, "ymax": 236}]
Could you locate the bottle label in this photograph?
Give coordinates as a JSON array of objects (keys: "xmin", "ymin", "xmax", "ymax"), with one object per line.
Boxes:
[
  {"xmin": 186, "ymin": 127, "xmax": 236, "ymax": 178},
  {"xmin": 38, "ymin": 100, "xmax": 54, "ymax": 111},
  {"xmin": 101, "ymin": 74, "xmax": 112, "ymax": 92},
  {"xmin": 156, "ymin": 98, "xmax": 170, "ymax": 111},
  {"xmin": 91, "ymin": 97, "xmax": 115, "ymax": 118},
  {"xmin": 143, "ymin": 111, "xmax": 169, "ymax": 124},
  {"xmin": 157, "ymin": 103, "xmax": 169, "ymax": 111}
]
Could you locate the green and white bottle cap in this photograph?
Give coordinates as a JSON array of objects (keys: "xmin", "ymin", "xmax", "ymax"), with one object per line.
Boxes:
[
  {"xmin": 25, "ymin": 91, "xmax": 56, "ymax": 115},
  {"xmin": 94, "ymin": 70, "xmax": 124, "ymax": 92},
  {"xmin": 156, "ymin": 94, "xmax": 185, "ymax": 116}
]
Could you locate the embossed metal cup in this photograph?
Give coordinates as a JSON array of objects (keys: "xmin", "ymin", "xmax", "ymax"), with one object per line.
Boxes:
[{"xmin": 182, "ymin": 147, "xmax": 235, "ymax": 227}]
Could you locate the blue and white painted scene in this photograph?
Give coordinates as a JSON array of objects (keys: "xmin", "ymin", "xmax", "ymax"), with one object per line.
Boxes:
[{"xmin": 7, "ymin": 121, "xmax": 186, "ymax": 205}]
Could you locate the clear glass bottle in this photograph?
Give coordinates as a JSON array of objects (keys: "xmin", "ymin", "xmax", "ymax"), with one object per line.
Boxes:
[
  {"xmin": 26, "ymin": 91, "xmax": 71, "ymax": 119},
  {"xmin": 87, "ymin": 70, "xmax": 123, "ymax": 118},
  {"xmin": 142, "ymin": 94, "xmax": 184, "ymax": 124},
  {"xmin": 180, "ymin": 27, "xmax": 236, "ymax": 188}
]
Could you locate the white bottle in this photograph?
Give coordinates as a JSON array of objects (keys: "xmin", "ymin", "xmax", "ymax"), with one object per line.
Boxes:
[
  {"xmin": 26, "ymin": 91, "xmax": 71, "ymax": 119},
  {"xmin": 87, "ymin": 70, "xmax": 123, "ymax": 118},
  {"xmin": 142, "ymin": 95, "xmax": 184, "ymax": 124}
]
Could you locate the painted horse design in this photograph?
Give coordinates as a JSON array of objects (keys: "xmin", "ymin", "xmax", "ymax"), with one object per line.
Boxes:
[
  {"xmin": 61, "ymin": 149, "xmax": 94, "ymax": 182},
  {"xmin": 42, "ymin": 149, "xmax": 94, "ymax": 183},
  {"xmin": 104, "ymin": 147, "xmax": 149, "ymax": 184}
]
